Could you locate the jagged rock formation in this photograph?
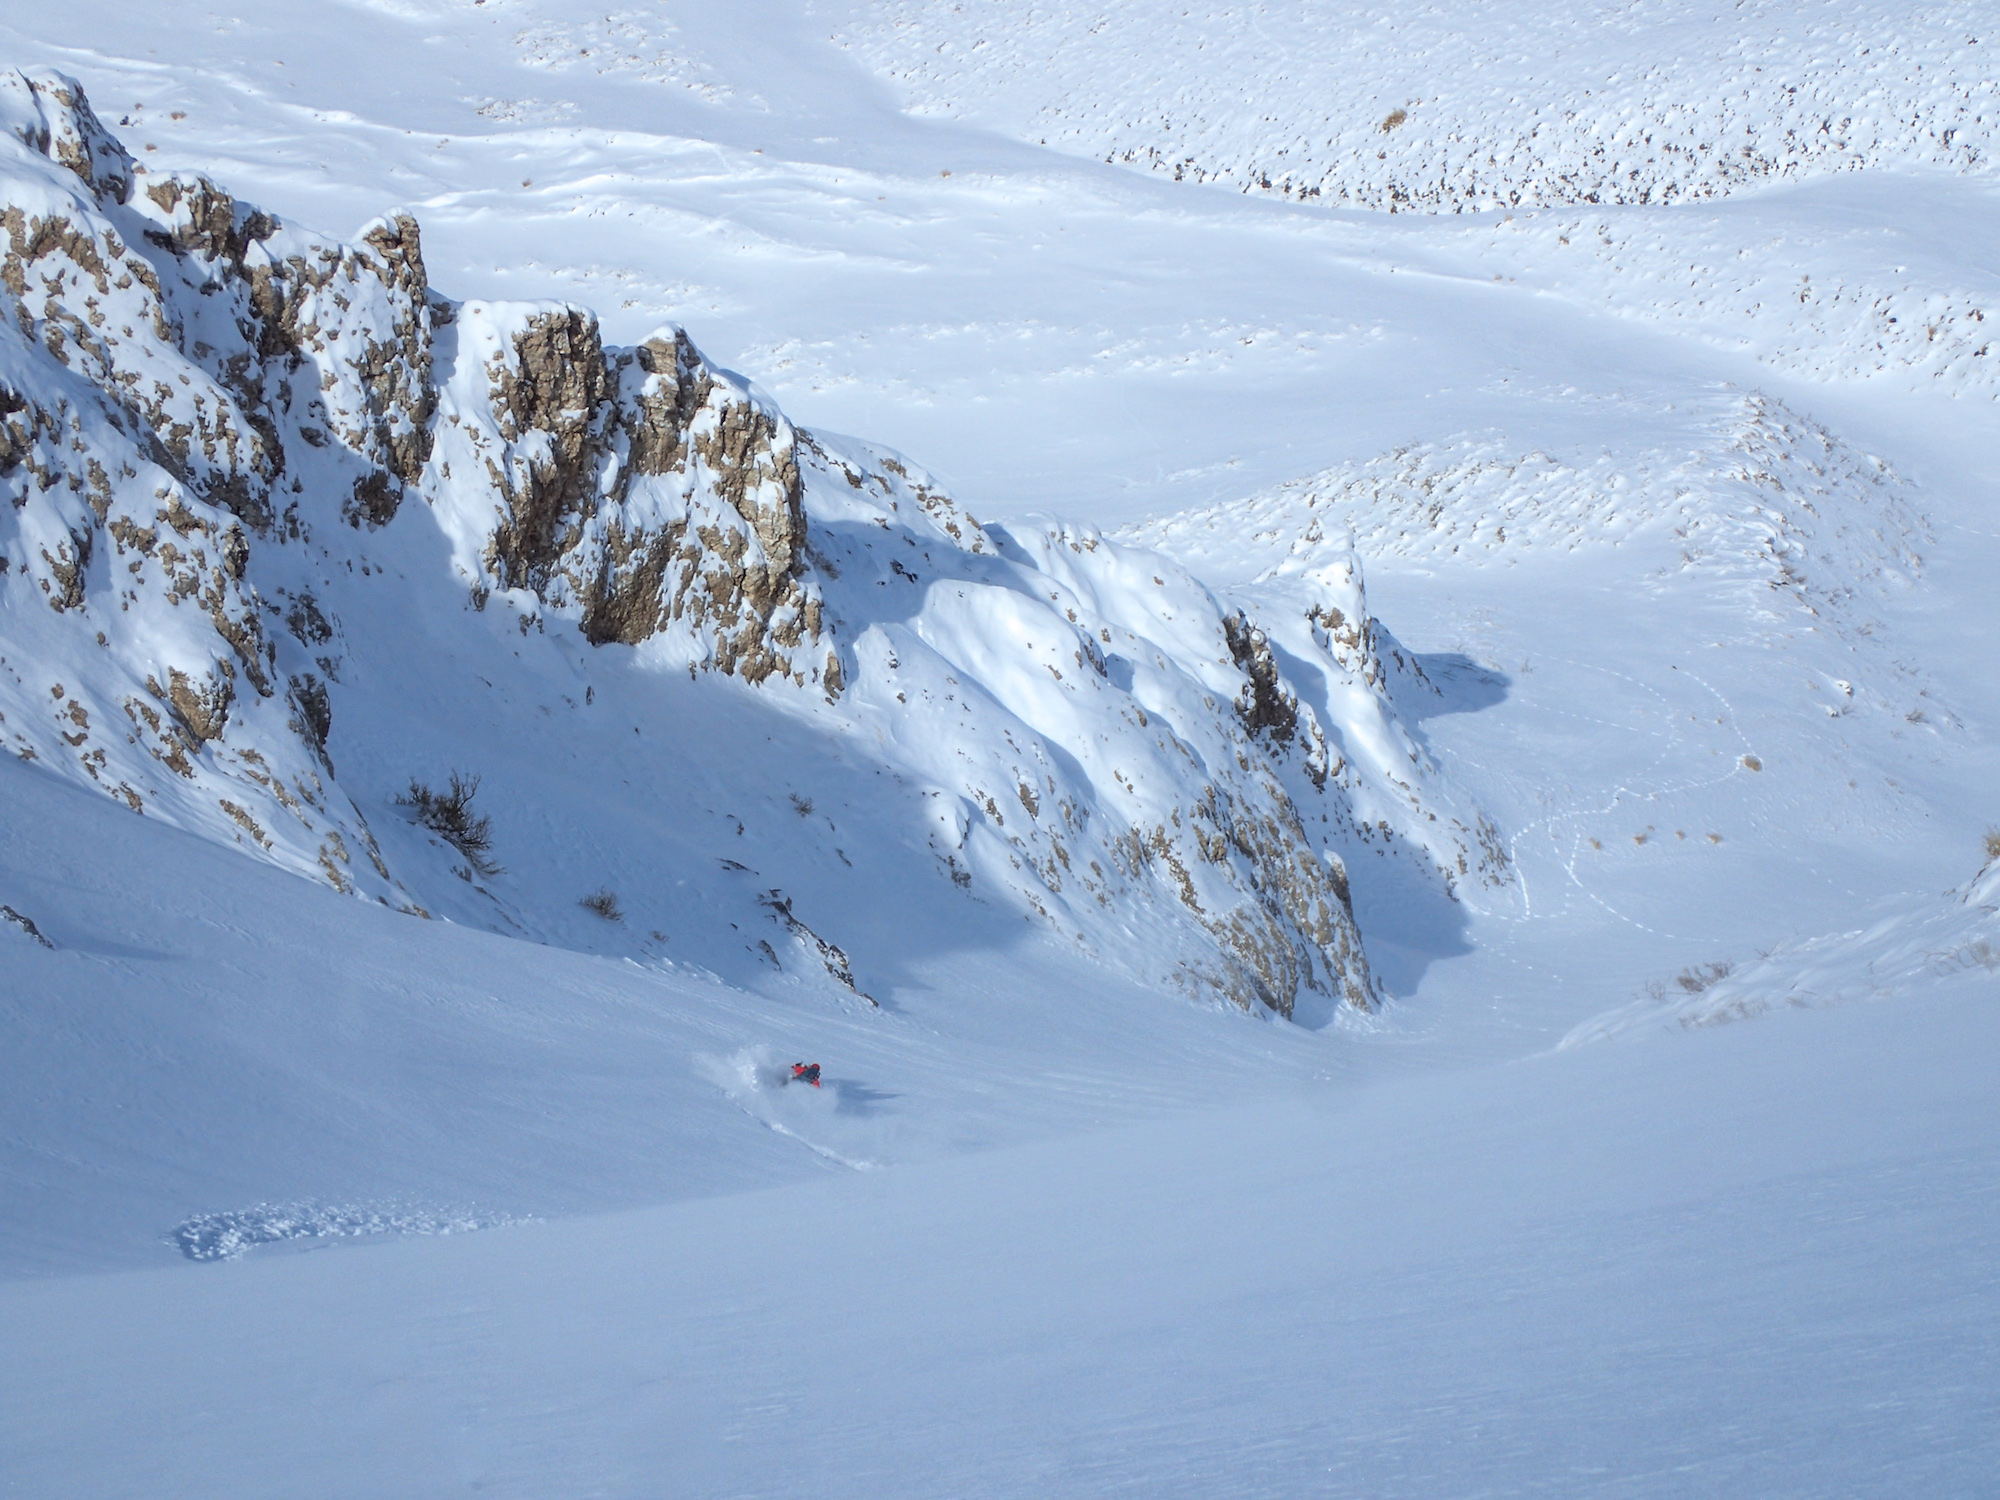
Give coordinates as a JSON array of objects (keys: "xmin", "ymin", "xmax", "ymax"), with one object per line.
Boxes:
[
  {"xmin": 442, "ymin": 316, "xmax": 824, "ymax": 680},
  {"xmin": 0, "ymin": 68, "xmax": 829, "ymax": 897},
  {"xmin": 0, "ymin": 68, "xmax": 1507, "ymax": 1019},
  {"xmin": 2, "ymin": 900, "xmax": 51, "ymax": 946}
]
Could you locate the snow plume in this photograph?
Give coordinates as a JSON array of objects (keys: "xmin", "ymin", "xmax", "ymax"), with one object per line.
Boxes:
[
  {"xmin": 0, "ymin": 72, "xmax": 1496, "ymax": 1019},
  {"xmin": 698, "ymin": 1046, "xmax": 885, "ymax": 1171},
  {"xmin": 699, "ymin": 1044, "xmax": 799, "ymax": 1099},
  {"xmin": 171, "ymin": 1200, "xmax": 525, "ymax": 1261}
]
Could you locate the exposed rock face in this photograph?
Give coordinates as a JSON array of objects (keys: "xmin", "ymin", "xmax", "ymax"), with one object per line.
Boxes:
[
  {"xmin": 448, "ymin": 311, "xmax": 825, "ymax": 684},
  {"xmin": 0, "ymin": 71, "xmax": 132, "ymax": 207},
  {"xmin": 0, "ymin": 69, "xmax": 413, "ymax": 893},
  {"xmin": 484, "ymin": 308, "xmax": 611, "ymax": 587},
  {"xmin": 0, "ymin": 70, "xmax": 1508, "ymax": 1020},
  {"xmin": 0, "ymin": 68, "xmax": 839, "ymax": 897},
  {"xmin": 1222, "ymin": 611, "xmax": 1298, "ymax": 741}
]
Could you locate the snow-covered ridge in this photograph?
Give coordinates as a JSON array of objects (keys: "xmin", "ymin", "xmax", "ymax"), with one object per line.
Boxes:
[
  {"xmin": 839, "ymin": 0, "xmax": 2000, "ymax": 212},
  {"xmin": 0, "ymin": 68, "xmax": 1500, "ymax": 1019},
  {"xmin": 1126, "ymin": 389, "xmax": 1932, "ymax": 709}
]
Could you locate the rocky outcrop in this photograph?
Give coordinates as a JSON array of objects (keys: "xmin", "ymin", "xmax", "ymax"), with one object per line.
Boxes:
[
  {"xmin": 0, "ymin": 69, "xmax": 409, "ymax": 895},
  {"xmin": 0, "ymin": 69, "xmax": 1510, "ymax": 1022},
  {"xmin": 450, "ymin": 311, "xmax": 826, "ymax": 684},
  {"xmin": 0, "ymin": 71, "xmax": 132, "ymax": 207},
  {"xmin": 0, "ymin": 67, "xmax": 843, "ymax": 899},
  {"xmin": 484, "ymin": 308, "xmax": 614, "ymax": 589},
  {"xmin": 1222, "ymin": 611, "xmax": 1297, "ymax": 741}
]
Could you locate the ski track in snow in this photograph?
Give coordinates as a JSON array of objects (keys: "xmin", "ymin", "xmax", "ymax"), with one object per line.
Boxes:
[
  {"xmin": 1491, "ymin": 656, "xmax": 1757, "ymax": 941},
  {"xmin": 700, "ymin": 1046, "xmax": 885, "ymax": 1171}
]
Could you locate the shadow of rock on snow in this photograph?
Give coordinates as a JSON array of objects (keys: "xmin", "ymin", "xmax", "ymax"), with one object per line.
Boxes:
[{"xmin": 1405, "ymin": 652, "xmax": 1512, "ymax": 722}]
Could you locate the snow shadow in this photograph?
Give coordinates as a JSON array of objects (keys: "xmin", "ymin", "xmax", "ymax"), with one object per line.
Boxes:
[
  {"xmin": 1257, "ymin": 639, "xmax": 1488, "ymax": 1006},
  {"xmin": 1406, "ymin": 652, "xmax": 1511, "ymax": 721},
  {"xmin": 830, "ymin": 1079, "xmax": 900, "ymax": 1116}
]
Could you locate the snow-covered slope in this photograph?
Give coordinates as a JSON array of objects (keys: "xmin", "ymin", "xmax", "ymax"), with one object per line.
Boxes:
[
  {"xmin": 839, "ymin": 0, "xmax": 2000, "ymax": 212},
  {"xmin": 8, "ymin": 972, "xmax": 1996, "ymax": 1498},
  {"xmin": 4, "ymin": 4, "xmax": 2000, "ymax": 1495},
  {"xmin": 1432, "ymin": 187, "xmax": 2000, "ymax": 401},
  {"xmin": 1564, "ymin": 851, "xmax": 2000, "ymax": 1043},
  {"xmin": 0, "ymin": 743, "xmax": 1361, "ymax": 1274},
  {"xmin": 1, "ymin": 68, "xmax": 1506, "ymax": 1019},
  {"xmin": 1128, "ymin": 387, "xmax": 1932, "ymax": 709}
]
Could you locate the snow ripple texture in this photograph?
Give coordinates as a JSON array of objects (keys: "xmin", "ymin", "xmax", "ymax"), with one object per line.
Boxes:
[
  {"xmin": 840, "ymin": 0, "xmax": 2000, "ymax": 212},
  {"xmin": 1126, "ymin": 389, "xmax": 1933, "ymax": 706}
]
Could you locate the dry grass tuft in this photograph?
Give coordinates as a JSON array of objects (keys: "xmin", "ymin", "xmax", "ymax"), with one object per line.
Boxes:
[
  {"xmin": 580, "ymin": 888, "xmax": 624, "ymax": 922},
  {"xmin": 1674, "ymin": 959, "xmax": 1734, "ymax": 994}
]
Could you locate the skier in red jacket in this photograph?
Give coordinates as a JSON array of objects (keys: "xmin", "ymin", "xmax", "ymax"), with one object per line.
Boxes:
[{"xmin": 790, "ymin": 1062, "xmax": 821, "ymax": 1088}]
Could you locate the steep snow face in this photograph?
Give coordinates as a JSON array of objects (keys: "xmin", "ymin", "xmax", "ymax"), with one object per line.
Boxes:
[
  {"xmin": 838, "ymin": 0, "xmax": 2000, "ymax": 212},
  {"xmin": 0, "ymin": 71, "xmax": 406, "ymax": 900},
  {"xmin": 0, "ymin": 70, "xmax": 1496, "ymax": 1018},
  {"xmin": 794, "ymin": 488, "xmax": 1513, "ymax": 1016}
]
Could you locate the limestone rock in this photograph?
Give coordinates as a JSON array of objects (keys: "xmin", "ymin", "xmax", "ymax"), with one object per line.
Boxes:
[
  {"xmin": 0, "ymin": 70, "xmax": 133, "ymax": 207},
  {"xmin": 444, "ymin": 307, "xmax": 825, "ymax": 684}
]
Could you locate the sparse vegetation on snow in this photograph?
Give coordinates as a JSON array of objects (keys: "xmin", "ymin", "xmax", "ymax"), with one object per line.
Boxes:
[
  {"xmin": 580, "ymin": 887, "xmax": 624, "ymax": 922},
  {"xmin": 400, "ymin": 774, "xmax": 499, "ymax": 877}
]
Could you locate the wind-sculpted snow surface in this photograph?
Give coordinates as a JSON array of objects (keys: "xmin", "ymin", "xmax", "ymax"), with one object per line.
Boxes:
[
  {"xmin": 1451, "ymin": 202, "xmax": 2000, "ymax": 401},
  {"xmin": 0, "ymin": 70, "xmax": 1491, "ymax": 1017},
  {"xmin": 840, "ymin": 0, "xmax": 2000, "ymax": 212},
  {"xmin": 1564, "ymin": 856, "xmax": 2000, "ymax": 1044}
]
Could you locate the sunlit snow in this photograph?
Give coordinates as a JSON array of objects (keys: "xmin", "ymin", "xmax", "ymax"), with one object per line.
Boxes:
[{"xmin": 2, "ymin": 3, "xmax": 1996, "ymax": 1496}]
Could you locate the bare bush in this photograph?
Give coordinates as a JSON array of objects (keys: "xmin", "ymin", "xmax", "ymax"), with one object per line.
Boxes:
[
  {"xmin": 580, "ymin": 888, "xmax": 624, "ymax": 922},
  {"xmin": 398, "ymin": 772, "xmax": 499, "ymax": 877},
  {"xmin": 1928, "ymin": 939, "xmax": 2000, "ymax": 975}
]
